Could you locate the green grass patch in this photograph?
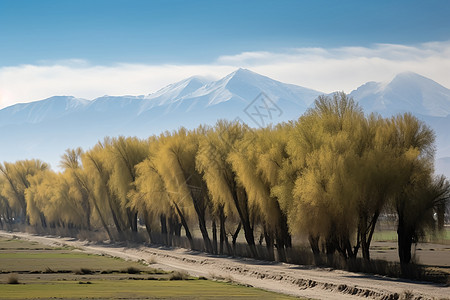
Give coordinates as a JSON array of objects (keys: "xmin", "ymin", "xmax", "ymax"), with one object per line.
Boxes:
[
  {"xmin": 0, "ymin": 237, "xmax": 298, "ymax": 299},
  {"xmin": 0, "ymin": 250, "xmax": 155, "ymax": 274},
  {"xmin": 372, "ymin": 228, "xmax": 450, "ymax": 243},
  {"xmin": 0, "ymin": 280, "xmax": 296, "ymax": 299},
  {"xmin": 372, "ymin": 230, "xmax": 397, "ymax": 242}
]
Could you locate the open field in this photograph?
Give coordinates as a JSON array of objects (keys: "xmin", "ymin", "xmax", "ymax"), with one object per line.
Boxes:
[
  {"xmin": 0, "ymin": 237, "xmax": 296, "ymax": 299},
  {"xmin": 371, "ymin": 228, "xmax": 450, "ymax": 244},
  {"xmin": 1, "ymin": 231, "xmax": 449, "ymax": 300}
]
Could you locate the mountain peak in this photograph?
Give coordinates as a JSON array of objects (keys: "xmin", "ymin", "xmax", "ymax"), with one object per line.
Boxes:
[
  {"xmin": 227, "ymin": 68, "xmax": 269, "ymax": 81},
  {"xmin": 232, "ymin": 68, "xmax": 257, "ymax": 75},
  {"xmin": 351, "ymin": 72, "xmax": 450, "ymax": 117},
  {"xmin": 389, "ymin": 71, "xmax": 438, "ymax": 87}
]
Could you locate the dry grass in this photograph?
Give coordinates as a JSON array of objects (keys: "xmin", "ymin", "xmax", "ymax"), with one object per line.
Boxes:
[
  {"xmin": 76, "ymin": 267, "xmax": 94, "ymax": 275},
  {"xmin": 7, "ymin": 274, "xmax": 19, "ymax": 284},
  {"xmin": 401, "ymin": 290, "xmax": 414, "ymax": 300},
  {"xmin": 169, "ymin": 270, "xmax": 189, "ymax": 280}
]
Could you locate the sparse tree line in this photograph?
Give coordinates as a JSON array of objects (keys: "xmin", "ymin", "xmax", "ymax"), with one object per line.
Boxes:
[{"xmin": 0, "ymin": 93, "xmax": 449, "ymax": 270}]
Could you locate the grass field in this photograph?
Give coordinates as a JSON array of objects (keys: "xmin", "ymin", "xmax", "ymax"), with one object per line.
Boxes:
[
  {"xmin": 0, "ymin": 237, "xmax": 296, "ymax": 299},
  {"xmin": 372, "ymin": 228, "xmax": 450, "ymax": 244}
]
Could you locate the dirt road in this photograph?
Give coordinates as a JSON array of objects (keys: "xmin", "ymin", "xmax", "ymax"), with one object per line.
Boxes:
[{"xmin": 1, "ymin": 231, "xmax": 448, "ymax": 300}]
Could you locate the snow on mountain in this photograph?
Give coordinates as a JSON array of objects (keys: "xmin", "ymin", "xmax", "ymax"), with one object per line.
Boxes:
[
  {"xmin": 140, "ymin": 76, "xmax": 210, "ymax": 112},
  {"xmin": 138, "ymin": 68, "xmax": 321, "ymax": 115},
  {"xmin": 0, "ymin": 96, "xmax": 89, "ymax": 126},
  {"xmin": 187, "ymin": 68, "xmax": 320, "ymax": 108},
  {"xmin": 350, "ymin": 72, "xmax": 450, "ymax": 117}
]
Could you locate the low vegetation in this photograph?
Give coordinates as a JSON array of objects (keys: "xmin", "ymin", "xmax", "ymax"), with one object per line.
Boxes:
[
  {"xmin": 6, "ymin": 274, "xmax": 19, "ymax": 284},
  {"xmin": 0, "ymin": 237, "xmax": 297, "ymax": 299}
]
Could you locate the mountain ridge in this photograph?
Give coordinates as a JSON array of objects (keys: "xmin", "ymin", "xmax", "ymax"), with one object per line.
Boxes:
[{"xmin": 350, "ymin": 71, "xmax": 450, "ymax": 117}]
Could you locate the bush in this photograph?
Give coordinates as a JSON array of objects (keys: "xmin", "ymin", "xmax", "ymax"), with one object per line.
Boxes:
[
  {"xmin": 123, "ymin": 266, "xmax": 141, "ymax": 274},
  {"xmin": 169, "ymin": 270, "xmax": 189, "ymax": 280},
  {"xmin": 401, "ymin": 290, "xmax": 414, "ymax": 300},
  {"xmin": 76, "ymin": 268, "xmax": 94, "ymax": 275},
  {"xmin": 44, "ymin": 267, "xmax": 56, "ymax": 273},
  {"xmin": 7, "ymin": 274, "xmax": 19, "ymax": 284}
]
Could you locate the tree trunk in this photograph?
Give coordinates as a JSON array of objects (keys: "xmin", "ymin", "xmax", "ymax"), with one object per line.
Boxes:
[
  {"xmin": 360, "ymin": 210, "xmax": 379, "ymax": 261},
  {"xmin": 308, "ymin": 234, "xmax": 321, "ymax": 265},
  {"xmin": 212, "ymin": 219, "xmax": 218, "ymax": 254},
  {"xmin": 232, "ymin": 222, "xmax": 241, "ymax": 255},
  {"xmin": 107, "ymin": 195, "xmax": 126, "ymax": 241},
  {"xmin": 219, "ymin": 207, "xmax": 231, "ymax": 255},
  {"xmin": 242, "ymin": 220, "xmax": 257, "ymax": 258},
  {"xmin": 275, "ymin": 234, "xmax": 287, "ymax": 262},
  {"xmin": 173, "ymin": 202, "xmax": 194, "ymax": 249},
  {"xmin": 160, "ymin": 214, "xmax": 168, "ymax": 246},
  {"xmin": 191, "ymin": 191, "xmax": 213, "ymax": 253},
  {"xmin": 143, "ymin": 212, "xmax": 153, "ymax": 243},
  {"xmin": 39, "ymin": 212, "xmax": 47, "ymax": 228},
  {"xmin": 197, "ymin": 214, "xmax": 213, "ymax": 253},
  {"xmin": 263, "ymin": 226, "xmax": 275, "ymax": 261},
  {"xmin": 174, "ymin": 222, "xmax": 182, "ymax": 237},
  {"xmin": 91, "ymin": 196, "xmax": 113, "ymax": 241},
  {"xmin": 128, "ymin": 209, "xmax": 138, "ymax": 233},
  {"xmin": 279, "ymin": 210, "xmax": 292, "ymax": 248},
  {"xmin": 397, "ymin": 214, "xmax": 413, "ymax": 275},
  {"xmin": 325, "ymin": 235, "xmax": 337, "ymax": 265},
  {"xmin": 231, "ymin": 189, "xmax": 256, "ymax": 258},
  {"xmin": 360, "ymin": 233, "xmax": 370, "ymax": 260},
  {"xmin": 344, "ymin": 237, "xmax": 357, "ymax": 259}
]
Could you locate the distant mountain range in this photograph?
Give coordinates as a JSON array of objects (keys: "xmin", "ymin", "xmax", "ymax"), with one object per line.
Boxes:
[{"xmin": 1, "ymin": 68, "xmax": 449, "ymax": 178}]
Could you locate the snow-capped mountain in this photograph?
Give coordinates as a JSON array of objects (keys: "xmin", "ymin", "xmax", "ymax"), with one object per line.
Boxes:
[
  {"xmin": 350, "ymin": 72, "xmax": 450, "ymax": 117},
  {"xmin": 0, "ymin": 96, "xmax": 89, "ymax": 126},
  {"xmin": 0, "ymin": 69, "xmax": 449, "ymax": 179},
  {"xmin": 137, "ymin": 68, "xmax": 320, "ymax": 115},
  {"xmin": 140, "ymin": 76, "xmax": 210, "ymax": 112}
]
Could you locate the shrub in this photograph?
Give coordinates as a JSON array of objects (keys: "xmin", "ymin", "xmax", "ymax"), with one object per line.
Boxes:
[
  {"xmin": 44, "ymin": 267, "xmax": 56, "ymax": 273},
  {"xmin": 169, "ymin": 271, "xmax": 189, "ymax": 280},
  {"xmin": 123, "ymin": 266, "xmax": 141, "ymax": 274},
  {"xmin": 7, "ymin": 274, "xmax": 19, "ymax": 284},
  {"xmin": 401, "ymin": 290, "xmax": 414, "ymax": 300},
  {"xmin": 76, "ymin": 268, "xmax": 94, "ymax": 275}
]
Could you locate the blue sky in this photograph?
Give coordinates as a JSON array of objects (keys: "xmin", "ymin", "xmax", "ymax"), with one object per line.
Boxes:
[
  {"xmin": 1, "ymin": 0, "xmax": 449, "ymax": 66},
  {"xmin": 1, "ymin": 0, "xmax": 449, "ymax": 107}
]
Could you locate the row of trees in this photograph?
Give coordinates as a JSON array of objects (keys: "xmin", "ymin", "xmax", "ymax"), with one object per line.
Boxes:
[{"xmin": 1, "ymin": 93, "xmax": 448, "ymax": 269}]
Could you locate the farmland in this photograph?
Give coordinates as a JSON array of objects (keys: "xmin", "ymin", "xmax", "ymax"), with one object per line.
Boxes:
[
  {"xmin": 0, "ymin": 236, "xmax": 296, "ymax": 299},
  {"xmin": 1, "ymin": 231, "xmax": 449, "ymax": 299}
]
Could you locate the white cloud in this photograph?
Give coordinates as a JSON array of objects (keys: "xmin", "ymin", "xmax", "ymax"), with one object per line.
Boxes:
[{"xmin": 1, "ymin": 41, "xmax": 450, "ymax": 108}]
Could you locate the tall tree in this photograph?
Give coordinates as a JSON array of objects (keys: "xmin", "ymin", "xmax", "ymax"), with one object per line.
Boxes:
[
  {"xmin": 82, "ymin": 145, "xmax": 129, "ymax": 240},
  {"xmin": 228, "ymin": 125, "xmax": 291, "ymax": 261},
  {"xmin": 386, "ymin": 113, "xmax": 449, "ymax": 271},
  {"xmin": 0, "ymin": 160, "xmax": 48, "ymax": 224},
  {"xmin": 130, "ymin": 136, "xmax": 191, "ymax": 246},
  {"xmin": 197, "ymin": 120, "xmax": 257, "ymax": 257},
  {"xmin": 154, "ymin": 128, "xmax": 213, "ymax": 252},
  {"xmin": 103, "ymin": 136, "xmax": 149, "ymax": 234}
]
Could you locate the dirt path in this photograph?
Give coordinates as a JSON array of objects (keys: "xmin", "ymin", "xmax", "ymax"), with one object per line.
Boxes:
[{"xmin": 1, "ymin": 231, "xmax": 448, "ymax": 300}]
